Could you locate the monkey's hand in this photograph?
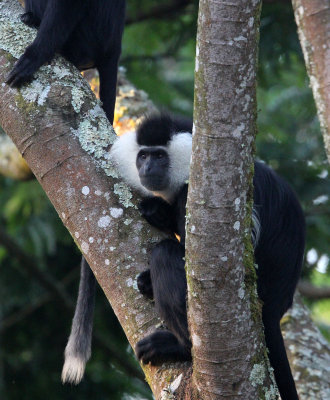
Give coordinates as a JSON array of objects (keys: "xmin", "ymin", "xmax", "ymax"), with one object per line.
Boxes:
[
  {"xmin": 139, "ymin": 197, "xmax": 174, "ymax": 233},
  {"xmin": 20, "ymin": 12, "xmax": 41, "ymax": 28},
  {"xmin": 137, "ymin": 270, "xmax": 153, "ymax": 299},
  {"xmin": 6, "ymin": 46, "xmax": 44, "ymax": 88}
]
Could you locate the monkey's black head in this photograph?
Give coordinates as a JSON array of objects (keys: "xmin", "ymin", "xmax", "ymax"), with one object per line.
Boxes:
[
  {"xmin": 110, "ymin": 113, "xmax": 192, "ymax": 202},
  {"xmin": 135, "ymin": 114, "xmax": 173, "ymax": 191},
  {"xmin": 137, "ymin": 114, "xmax": 174, "ymax": 147}
]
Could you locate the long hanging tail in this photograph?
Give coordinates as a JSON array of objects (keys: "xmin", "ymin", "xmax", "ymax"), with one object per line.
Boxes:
[
  {"xmin": 61, "ymin": 257, "xmax": 96, "ymax": 385},
  {"xmin": 262, "ymin": 307, "xmax": 299, "ymax": 400}
]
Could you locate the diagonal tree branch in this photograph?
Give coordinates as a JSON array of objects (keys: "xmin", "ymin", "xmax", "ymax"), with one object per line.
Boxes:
[
  {"xmin": 298, "ymin": 280, "xmax": 330, "ymax": 299},
  {"xmin": 0, "ymin": 1, "xmax": 189, "ymax": 397}
]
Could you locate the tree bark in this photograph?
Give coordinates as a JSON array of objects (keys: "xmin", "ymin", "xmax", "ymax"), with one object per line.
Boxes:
[
  {"xmin": 185, "ymin": 0, "xmax": 277, "ymax": 399},
  {"xmin": 292, "ymin": 0, "xmax": 330, "ymax": 162},
  {"xmin": 283, "ymin": 294, "xmax": 330, "ymax": 400},
  {"xmin": 298, "ymin": 280, "xmax": 330, "ymax": 300}
]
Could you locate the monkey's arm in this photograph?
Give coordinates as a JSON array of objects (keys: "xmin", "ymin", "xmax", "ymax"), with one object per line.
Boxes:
[
  {"xmin": 139, "ymin": 197, "xmax": 176, "ymax": 234},
  {"xmin": 7, "ymin": 0, "xmax": 85, "ymax": 87}
]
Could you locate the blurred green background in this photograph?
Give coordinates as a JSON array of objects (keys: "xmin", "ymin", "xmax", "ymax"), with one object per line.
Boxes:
[{"xmin": 0, "ymin": 1, "xmax": 329, "ymax": 399}]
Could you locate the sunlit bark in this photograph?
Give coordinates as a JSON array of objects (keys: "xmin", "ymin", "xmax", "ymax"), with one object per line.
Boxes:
[{"xmin": 292, "ymin": 0, "xmax": 330, "ymax": 162}]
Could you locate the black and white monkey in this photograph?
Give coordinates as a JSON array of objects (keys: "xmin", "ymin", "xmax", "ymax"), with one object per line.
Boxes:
[
  {"xmin": 109, "ymin": 114, "xmax": 305, "ymax": 400},
  {"xmin": 7, "ymin": 0, "xmax": 125, "ymax": 124}
]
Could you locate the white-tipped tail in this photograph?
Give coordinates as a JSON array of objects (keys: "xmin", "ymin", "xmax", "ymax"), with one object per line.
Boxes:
[
  {"xmin": 61, "ymin": 355, "xmax": 86, "ymax": 385},
  {"xmin": 61, "ymin": 258, "xmax": 95, "ymax": 385}
]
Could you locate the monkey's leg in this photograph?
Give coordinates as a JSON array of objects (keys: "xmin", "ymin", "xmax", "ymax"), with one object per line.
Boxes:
[
  {"xmin": 136, "ymin": 239, "xmax": 191, "ymax": 365},
  {"xmin": 262, "ymin": 306, "xmax": 299, "ymax": 400},
  {"xmin": 7, "ymin": 0, "xmax": 85, "ymax": 87},
  {"xmin": 97, "ymin": 51, "xmax": 122, "ymax": 124}
]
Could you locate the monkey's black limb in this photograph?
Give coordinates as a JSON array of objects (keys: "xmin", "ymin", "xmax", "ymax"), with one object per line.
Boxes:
[
  {"xmin": 136, "ymin": 330, "xmax": 191, "ymax": 365},
  {"xmin": 136, "ymin": 239, "xmax": 191, "ymax": 364},
  {"xmin": 139, "ymin": 197, "xmax": 175, "ymax": 233},
  {"xmin": 7, "ymin": 0, "xmax": 126, "ymax": 124},
  {"xmin": 7, "ymin": 0, "xmax": 84, "ymax": 88}
]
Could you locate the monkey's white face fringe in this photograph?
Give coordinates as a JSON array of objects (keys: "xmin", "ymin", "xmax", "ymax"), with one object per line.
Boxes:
[
  {"xmin": 61, "ymin": 355, "xmax": 86, "ymax": 385},
  {"xmin": 109, "ymin": 131, "xmax": 152, "ymax": 197},
  {"xmin": 109, "ymin": 130, "xmax": 192, "ymax": 203},
  {"xmin": 159, "ymin": 132, "xmax": 192, "ymax": 202}
]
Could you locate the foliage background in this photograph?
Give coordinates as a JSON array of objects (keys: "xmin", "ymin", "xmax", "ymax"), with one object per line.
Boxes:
[{"xmin": 0, "ymin": 1, "xmax": 329, "ymax": 399}]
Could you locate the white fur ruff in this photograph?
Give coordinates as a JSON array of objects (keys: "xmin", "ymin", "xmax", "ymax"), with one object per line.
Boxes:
[
  {"xmin": 109, "ymin": 131, "xmax": 152, "ymax": 197},
  {"xmin": 61, "ymin": 355, "xmax": 86, "ymax": 385},
  {"xmin": 109, "ymin": 130, "xmax": 192, "ymax": 203},
  {"xmin": 162, "ymin": 132, "xmax": 192, "ymax": 202}
]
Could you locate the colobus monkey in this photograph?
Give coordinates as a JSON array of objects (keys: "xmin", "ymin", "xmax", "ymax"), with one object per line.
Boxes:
[
  {"xmin": 110, "ymin": 114, "xmax": 305, "ymax": 400},
  {"xmin": 7, "ymin": 0, "xmax": 126, "ymax": 123},
  {"xmin": 62, "ymin": 115, "xmax": 193, "ymax": 385}
]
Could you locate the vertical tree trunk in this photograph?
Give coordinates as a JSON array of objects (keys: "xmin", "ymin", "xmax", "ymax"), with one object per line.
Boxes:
[
  {"xmin": 292, "ymin": 0, "xmax": 330, "ymax": 161},
  {"xmin": 185, "ymin": 0, "xmax": 277, "ymax": 398}
]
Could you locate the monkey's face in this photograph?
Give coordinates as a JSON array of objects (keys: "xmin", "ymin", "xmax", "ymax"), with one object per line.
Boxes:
[{"xmin": 136, "ymin": 148, "xmax": 170, "ymax": 191}]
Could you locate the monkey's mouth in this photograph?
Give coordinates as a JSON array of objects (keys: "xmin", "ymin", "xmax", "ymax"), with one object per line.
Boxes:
[{"xmin": 139, "ymin": 176, "xmax": 169, "ymax": 191}]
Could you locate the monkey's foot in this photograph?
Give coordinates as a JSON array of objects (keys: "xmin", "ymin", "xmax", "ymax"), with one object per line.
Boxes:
[{"xmin": 136, "ymin": 330, "xmax": 191, "ymax": 365}]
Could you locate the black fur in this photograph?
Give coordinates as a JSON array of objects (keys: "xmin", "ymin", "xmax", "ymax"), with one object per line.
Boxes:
[
  {"xmin": 7, "ymin": 0, "xmax": 126, "ymax": 123},
  {"xmin": 133, "ymin": 116, "xmax": 305, "ymax": 400},
  {"xmin": 137, "ymin": 114, "xmax": 174, "ymax": 146},
  {"xmin": 136, "ymin": 114, "xmax": 193, "ymax": 147}
]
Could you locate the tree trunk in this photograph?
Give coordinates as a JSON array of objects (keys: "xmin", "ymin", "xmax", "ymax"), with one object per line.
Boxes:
[
  {"xmin": 292, "ymin": 0, "xmax": 330, "ymax": 162},
  {"xmin": 185, "ymin": 0, "xmax": 277, "ymax": 398}
]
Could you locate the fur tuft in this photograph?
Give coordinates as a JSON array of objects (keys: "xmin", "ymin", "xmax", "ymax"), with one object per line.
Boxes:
[
  {"xmin": 109, "ymin": 130, "xmax": 152, "ymax": 197},
  {"xmin": 136, "ymin": 113, "xmax": 173, "ymax": 146},
  {"xmin": 154, "ymin": 132, "xmax": 192, "ymax": 202},
  {"xmin": 251, "ymin": 208, "xmax": 261, "ymax": 248},
  {"xmin": 61, "ymin": 355, "xmax": 86, "ymax": 385}
]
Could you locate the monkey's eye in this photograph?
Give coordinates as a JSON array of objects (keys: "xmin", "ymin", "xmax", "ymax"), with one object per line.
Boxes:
[
  {"xmin": 140, "ymin": 152, "xmax": 147, "ymax": 160},
  {"xmin": 156, "ymin": 152, "xmax": 164, "ymax": 159}
]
